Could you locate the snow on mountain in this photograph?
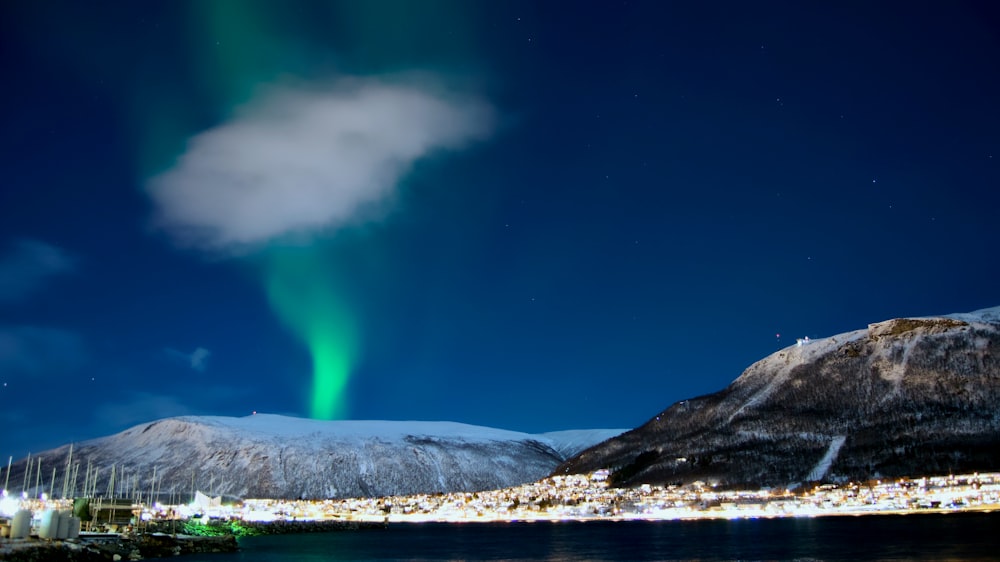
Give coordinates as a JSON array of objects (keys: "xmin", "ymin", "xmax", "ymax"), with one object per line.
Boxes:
[
  {"xmin": 943, "ymin": 304, "xmax": 1000, "ymax": 324},
  {"xmin": 146, "ymin": 414, "xmax": 548, "ymax": 444},
  {"xmin": 539, "ymin": 429, "xmax": 627, "ymax": 459},
  {"xmin": 805, "ymin": 435, "xmax": 847, "ymax": 482},
  {"xmin": 557, "ymin": 305, "xmax": 1000, "ymax": 489},
  {"xmin": 5, "ymin": 416, "xmax": 621, "ymax": 501}
]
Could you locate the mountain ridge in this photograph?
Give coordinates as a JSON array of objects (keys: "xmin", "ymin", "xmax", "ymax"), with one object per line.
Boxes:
[
  {"xmin": 556, "ymin": 305, "xmax": 1000, "ymax": 489},
  {"xmin": 3, "ymin": 415, "xmax": 624, "ymax": 500}
]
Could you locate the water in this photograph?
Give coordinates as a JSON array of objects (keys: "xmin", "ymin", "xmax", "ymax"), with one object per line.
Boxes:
[{"xmin": 183, "ymin": 512, "xmax": 1000, "ymax": 561}]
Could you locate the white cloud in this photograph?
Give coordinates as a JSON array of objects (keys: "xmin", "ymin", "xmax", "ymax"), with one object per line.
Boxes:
[
  {"xmin": 189, "ymin": 347, "xmax": 211, "ymax": 371},
  {"xmin": 0, "ymin": 325, "xmax": 87, "ymax": 376},
  {"xmin": 0, "ymin": 239, "xmax": 77, "ymax": 302},
  {"xmin": 147, "ymin": 76, "xmax": 494, "ymax": 252},
  {"xmin": 165, "ymin": 346, "xmax": 212, "ymax": 372}
]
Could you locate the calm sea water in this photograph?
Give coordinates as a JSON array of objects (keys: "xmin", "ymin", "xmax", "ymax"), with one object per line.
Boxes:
[{"xmin": 183, "ymin": 512, "xmax": 1000, "ymax": 561}]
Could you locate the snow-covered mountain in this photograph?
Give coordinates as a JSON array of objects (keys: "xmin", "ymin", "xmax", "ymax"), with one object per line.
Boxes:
[
  {"xmin": 6, "ymin": 415, "xmax": 623, "ymax": 500},
  {"xmin": 557, "ymin": 305, "xmax": 1000, "ymax": 489}
]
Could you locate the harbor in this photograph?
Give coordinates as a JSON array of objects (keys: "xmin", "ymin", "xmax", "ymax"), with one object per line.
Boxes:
[{"xmin": 2, "ymin": 452, "xmax": 998, "ymax": 560}]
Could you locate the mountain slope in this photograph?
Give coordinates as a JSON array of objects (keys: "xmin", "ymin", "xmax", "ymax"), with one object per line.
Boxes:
[
  {"xmin": 5, "ymin": 415, "xmax": 623, "ymax": 500},
  {"xmin": 540, "ymin": 429, "xmax": 628, "ymax": 460},
  {"xmin": 556, "ymin": 306, "xmax": 1000, "ymax": 489}
]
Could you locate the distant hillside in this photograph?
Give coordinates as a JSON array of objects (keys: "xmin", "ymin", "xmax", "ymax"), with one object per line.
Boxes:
[
  {"xmin": 556, "ymin": 306, "xmax": 1000, "ymax": 489},
  {"xmin": 4, "ymin": 415, "xmax": 623, "ymax": 500}
]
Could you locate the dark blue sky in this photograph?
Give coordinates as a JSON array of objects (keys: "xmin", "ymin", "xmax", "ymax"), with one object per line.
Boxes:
[{"xmin": 1, "ymin": 1, "xmax": 998, "ymax": 458}]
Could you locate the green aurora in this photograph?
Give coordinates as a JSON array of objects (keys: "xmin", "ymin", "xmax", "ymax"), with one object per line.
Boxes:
[
  {"xmin": 264, "ymin": 248, "xmax": 356, "ymax": 419},
  {"xmin": 138, "ymin": 2, "xmax": 365, "ymax": 419},
  {"xmin": 136, "ymin": 1, "xmax": 479, "ymax": 420}
]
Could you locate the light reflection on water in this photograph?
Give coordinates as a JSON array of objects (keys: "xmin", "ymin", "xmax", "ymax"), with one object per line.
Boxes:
[{"xmin": 181, "ymin": 512, "xmax": 1000, "ymax": 562}]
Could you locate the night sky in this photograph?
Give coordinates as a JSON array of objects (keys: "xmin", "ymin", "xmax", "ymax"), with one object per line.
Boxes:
[{"xmin": 1, "ymin": 1, "xmax": 998, "ymax": 458}]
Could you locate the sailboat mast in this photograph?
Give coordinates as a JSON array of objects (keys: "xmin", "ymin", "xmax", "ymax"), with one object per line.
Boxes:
[
  {"xmin": 71, "ymin": 462, "xmax": 80, "ymax": 498},
  {"xmin": 106, "ymin": 464, "xmax": 116, "ymax": 499},
  {"xmin": 91, "ymin": 466, "xmax": 100, "ymax": 499},
  {"xmin": 61, "ymin": 444, "xmax": 73, "ymax": 498},
  {"xmin": 21, "ymin": 453, "xmax": 31, "ymax": 495},
  {"xmin": 34, "ymin": 458, "xmax": 42, "ymax": 498}
]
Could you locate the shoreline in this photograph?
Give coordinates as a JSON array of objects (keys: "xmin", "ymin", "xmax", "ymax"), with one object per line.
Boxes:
[
  {"xmin": 3, "ymin": 507, "xmax": 995, "ymax": 561},
  {"xmin": 0, "ymin": 533, "xmax": 237, "ymax": 561},
  {"xmin": 0, "ymin": 518, "xmax": 385, "ymax": 561},
  {"xmin": 363, "ymin": 502, "xmax": 1000, "ymax": 525}
]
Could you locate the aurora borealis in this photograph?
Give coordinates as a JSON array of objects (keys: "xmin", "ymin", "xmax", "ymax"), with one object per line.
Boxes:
[
  {"xmin": 136, "ymin": 3, "xmax": 492, "ymax": 420},
  {"xmin": 1, "ymin": 1, "xmax": 999, "ymax": 457},
  {"xmin": 144, "ymin": 76, "xmax": 492, "ymax": 418},
  {"xmin": 264, "ymin": 247, "xmax": 356, "ymax": 420}
]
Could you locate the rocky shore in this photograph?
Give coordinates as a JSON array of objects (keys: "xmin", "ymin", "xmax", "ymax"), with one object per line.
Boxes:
[
  {"xmin": 0, "ymin": 518, "xmax": 386, "ymax": 561},
  {"xmin": 0, "ymin": 533, "xmax": 237, "ymax": 561},
  {"xmin": 226, "ymin": 518, "xmax": 387, "ymax": 535}
]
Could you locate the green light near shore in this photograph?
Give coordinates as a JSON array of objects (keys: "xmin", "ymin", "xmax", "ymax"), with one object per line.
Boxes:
[{"xmin": 264, "ymin": 247, "xmax": 356, "ymax": 419}]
